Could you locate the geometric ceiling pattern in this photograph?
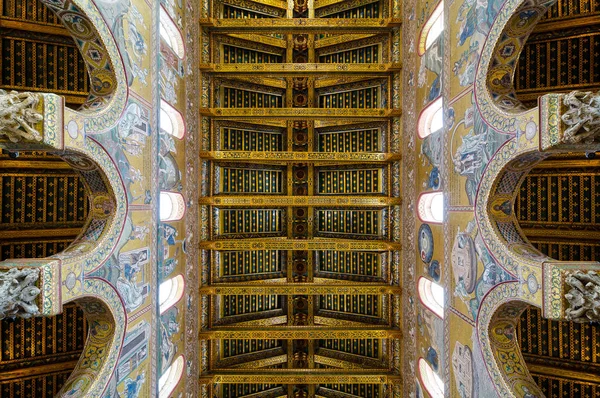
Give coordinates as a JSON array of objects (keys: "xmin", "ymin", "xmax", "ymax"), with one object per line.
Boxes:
[{"xmin": 198, "ymin": 0, "xmax": 402, "ymax": 395}]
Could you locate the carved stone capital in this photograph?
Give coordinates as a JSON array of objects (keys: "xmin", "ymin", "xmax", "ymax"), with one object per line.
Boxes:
[
  {"xmin": 0, "ymin": 91, "xmax": 64, "ymax": 152},
  {"xmin": 0, "ymin": 267, "xmax": 41, "ymax": 318},
  {"xmin": 0, "ymin": 259, "xmax": 62, "ymax": 319},
  {"xmin": 540, "ymin": 91, "xmax": 600, "ymax": 152},
  {"xmin": 542, "ymin": 261, "xmax": 600, "ymax": 321},
  {"xmin": 565, "ymin": 270, "xmax": 600, "ymax": 322},
  {"xmin": 0, "ymin": 90, "xmax": 44, "ymax": 143}
]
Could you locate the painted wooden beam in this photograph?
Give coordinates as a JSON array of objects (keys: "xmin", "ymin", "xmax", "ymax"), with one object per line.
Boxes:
[
  {"xmin": 200, "ymin": 63, "xmax": 402, "ymax": 75},
  {"xmin": 0, "ymin": 360, "xmax": 78, "ymax": 382},
  {"xmin": 199, "ymin": 327, "xmax": 401, "ymax": 340},
  {"xmin": 199, "ymin": 283, "xmax": 401, "ymax": 295},
  {"xmin": 199, "ymin": 239, "xmax": 401, "ymax": 251},
  {"xmin": 199, "ymin": 18, "xmax": 402, "ymax": 32},
  {"xmin": 199, "ymin": 108, "xmax": 401, "ymax": 120},
  {"xmin": 199, "ymin": 196, "xmax": 401, "ymax": 206},
  {"xmin": 198, "ymin": 151, "xmax": 401, "ymax": 163},
  {"xmin": 200, "ymin": 370, "xmax": 402, "ymax": 384}
]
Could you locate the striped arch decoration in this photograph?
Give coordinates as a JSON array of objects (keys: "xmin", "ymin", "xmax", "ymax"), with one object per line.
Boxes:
[{"xmin": 472, "ymin": 0, "xmax": 547, "ymax": 136}]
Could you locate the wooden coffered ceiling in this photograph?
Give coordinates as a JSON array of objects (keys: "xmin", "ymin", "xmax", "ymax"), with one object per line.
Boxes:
[{"xmin": 197, "ymin": 0, "xmax": 402, "ymax": 395}]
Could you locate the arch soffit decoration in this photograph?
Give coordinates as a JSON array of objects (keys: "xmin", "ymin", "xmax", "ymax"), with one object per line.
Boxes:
[
  {"xmin": 470, "ymin": 0, "xmax": 600, "ymax": 396},
  {"xmin": 40, "ymin": 0, "xmax": 128, "ymax": 134},
  {"xmin": 473, "ymin": 0, "xmax": 548, "ymax": 135},
  {"xmin": 473, "ymin": 0, "xmax": 600, "ymax": 281},
  {"xmin": 0, "ymin": 0, "xmax": 131, "ymax": 397},
  {"xmin": 50, "ymin": 0, "xmax": 127, "ymax": 128},
  {"xmin": 472, "ymin": 0, "xmax": 563, "ymax": 291},
  {"xmin": 476, "ymin": 282, "xmax": 543, "ymax": 398}
]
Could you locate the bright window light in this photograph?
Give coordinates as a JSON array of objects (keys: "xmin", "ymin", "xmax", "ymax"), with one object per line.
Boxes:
[
  {"xmin": 160, "ymin": 100, "xmax": 185, "ymax": 139},
  {"xmin": 160, "ymin": 191, "xmax": 186, "ymax": 222},
  {"xmin": 418, "ymin": 191, "xmax": 444, "ymax": 224},
  {"xmin": 418, "ymin": 97, "xmax": 444, "ymax": 138},
  {"xmin": 418, "ymin": 277, "xmax": 444, "ymax": 318},
  {"xmin": 419, "ymin": 2, "xmax": 444, "ymax": 55},
  {"xmin": 430, "ymin": 107, "xmax": 444, "ymax": 134},
  {"xmin": 419, "ymin": 358, "xmax": 444, "ymax": 397},
  {"xmin": 159, "ymin": 355, "xmax": 184, "ymax": 397},
  {"xmin": 159, "ymin": 275, "xmax": 185, "ymax": 314},
  {"xmin": 160, "ymin": 7, "xmax": 185, "ymax": 59}
]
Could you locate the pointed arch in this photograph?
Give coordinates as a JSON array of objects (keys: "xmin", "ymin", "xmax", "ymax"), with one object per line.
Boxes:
[
  {"xmin": 40, "ymin": 0, "xmax": 127, "ymax": 133},
  {"xmin": 476, "ymin": 283, "xmax": 544, "ymax": 398},
  {"xmin": 473, "ymin": 0, "xmax": 548, "ymax": 134}
]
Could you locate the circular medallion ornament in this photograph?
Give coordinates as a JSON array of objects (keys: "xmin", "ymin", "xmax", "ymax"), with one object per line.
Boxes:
[
  {"xmin": 418, "ymin": 224, "xmax": 434, "ymax": 263},
  {"xmin": 525, "ymin": 121, "xmax": 537, "ymax": 140},
  {"xmin": 65, "ymin": 272, "xmax": 77, "ymax": 290},
  {"xmin": 527, "ymin": 273, "xmax": 539, "ymax": 294},
  {"xmin": 67, "ymin": 120, "xmax": 79, "ymax": 139}
]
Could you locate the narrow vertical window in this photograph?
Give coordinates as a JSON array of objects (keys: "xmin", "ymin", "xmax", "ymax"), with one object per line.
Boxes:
[
  {"xmin": 160, "ymin": 100, "xmax": 186, "ymax": 139},
  {"xmin": 418, "ymin": 2, "xmax": 444, "ymax": 56},
  {"xmin": 160, "ymin": 191, "xmax": 186, "ymax": 222},
  {"xmin": 418, "ymin": 191, "xmax": 444, "ymax": 224},
  {"xmin": 159, "ymin": 355, "xmax": 184, "ymax": 397},
  {"xmin": 417, "ymin": 97, "xmax": 443, "ymax": 138},
  {"xmin": 418, "ymin": 277, "xmax": 444, "ymax": 318},
  {"xmin": 419, "ymin": 358, "xmax": 444, "ymax": 397},
  {"xmin": 160, "ymin": 7, "xmax": 185, "ymax": 59},
  {"xmin": 159, "ymin": 275, "xmax": 185, "ymax": 314}
]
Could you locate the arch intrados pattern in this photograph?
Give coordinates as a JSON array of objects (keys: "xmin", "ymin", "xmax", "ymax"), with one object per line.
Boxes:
[
  {"xmin": 40, "ymin": 0, "xmax": 128, "ymax": 134},
  {"xmin": 472, "ymin": 0, "xmax": 600, "ymax": 395},
  {"xmin": 58, "ymin": 280, "xmax": 127, "ymax": 398},
  {"xmin": 476, "ymin": 282, "xmax": 543, "ymax": 398},
  {"xmin": 475, "ymin": 146, "xmax": 550, "ymax": 278},
  {"xmin": 0, "ymin": 141, "xmax": 128, "ymax": 398},
  {"xmin": 473, "ymin": 0, "xmax": 549, "ymax": 134},
  {"xmin": 0, "ymin": 0, "xmax": 131, "ymax": 397}
]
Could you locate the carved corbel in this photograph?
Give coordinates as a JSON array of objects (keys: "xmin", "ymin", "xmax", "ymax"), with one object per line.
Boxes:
[
  {"xmin": 542, "ymin": 262, "xmax": 600, "ymax": 321},
  {"xmin": 0, "ymin": 90, "xmax": 64, "ymax": 152},
  {"xmin": 540, "ymin": 91, "xmax": 600, "ymax": 152},
  {"xmin": 0, "ymin": 259, "xmax": 61, "ymax": 319}
]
